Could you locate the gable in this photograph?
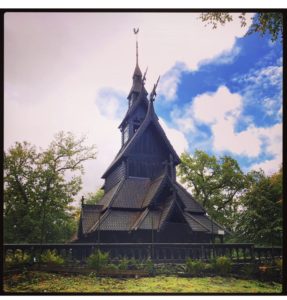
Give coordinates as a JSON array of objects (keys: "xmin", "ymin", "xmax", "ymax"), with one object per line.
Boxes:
[{"xmin": 129, "ymin": 123, "xmax": 169, "ymax": 158}]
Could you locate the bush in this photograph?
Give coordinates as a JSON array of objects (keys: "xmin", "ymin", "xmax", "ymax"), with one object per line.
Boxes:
[
  {"xmin": 275, "ymin": 258, "xmax": 282, "ymax": 275},
  {"xmin": 40, "ymin": 250, "xmax": 64, "ymax": 266},
  {"xmin": 118, "ymin": 257, "xmax": 130, "ymax": 270},
  {"xmin": 204, "ymin": 263, "xmax": 213, "ymax": 273},
  {"xmin": 5, "ymin": 250, "xmax": 31, "ymax": 269},
  {"xmin": 241, "ymin": 263, "xmax": 258, "ymax": 278},
  {"xmin": 186, "ymin": 258, "xmax": 205, "ymax": 276},
  {"xmin": 143, "ymin": 258, "xmax": 155, "ymax": 274},
  {"xmin": 86, "ymin": 250, "xmax": 109, "ymax": 272},
  {"xmin": 213, "ymin": 256, "xmax": 232, "ymax": 276}
]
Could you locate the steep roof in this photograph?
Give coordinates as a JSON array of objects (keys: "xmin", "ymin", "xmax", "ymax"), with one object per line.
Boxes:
[
  {"xmin": 111, "ymin": 177, "xmax": 151, "ymax": 209},
  {"xmin": 97, "ymin": 180, "xmax": 122, "ymax": 209},
  {"xmin": 80, "ymin": 205, "xmax": 102, "ymax": 234},
  {"xmin": 95, "ymin": 210, "xmax": 141, "ymax": 231},
  {"xmin": 183, "ymin": 212, "xmax": 225, "ymax": 234},
  {"xmin": 102, "ymin": 100, "xmax": 180, "ymax": 178},
  {"xmin": 141, "ymin": 173, "xmax": 167, "ymax": 208},
  {"xmin": 174, "ymin": 182, "xmax": 205, "ymax": 213}
]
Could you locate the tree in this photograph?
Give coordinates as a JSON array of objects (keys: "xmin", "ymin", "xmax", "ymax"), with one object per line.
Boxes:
[
  {"xmin": 4, "ymin": 131, "xmax": 97, "ymax": 243},
  {"xmin": 84, "ymin": 189, "xmax": 105, "ymax": 205},
  {"xmin": 178, "ymin": 150, "xmax": 247, "ymax": 231},
  {"xmin": 235, "ymin": 168, "xmax": 282, "ymax": 246},
  {"xmin": 200, "ymin": 12, "xmax": 283, "ymax": 42}
]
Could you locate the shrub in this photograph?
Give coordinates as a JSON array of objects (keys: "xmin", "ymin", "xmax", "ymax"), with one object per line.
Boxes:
[
  {"xmin": 40, "ymin": 250, "xmax": 64, "ymax": 266},
  {"xmin": 107, "ymin": 263, "xmax": 118, "ymax": 271},
  {"xmin": 86, "ymin": 250, "xmax": 109, "ymax": 271},
  {"xmin": 143, "ymin": 258, "xmax": 155, "ymax": 274},
  {"xmin": 5, "ymin": 250, "xmax": 31, "ymax": 268},
  {"xmin": 128, "ymin": 257, "xmax": 141, "ymax": 270},
  {"xmin": 186, "ymin": 258, "xmax": 205, "ymax": 276},
  {"xmin": 204, "ymin": 263, "xmax": 213, "ymax": 273},
  {"xmin": 275, "ymin": 258, "xmax": 282, "ymax": 275},
  {"xmin": 213, "ymin": 256, "xmax": 232, "ymax": 276},
  {"xmin": 118, "ymin": 257, "xmax": 130, "ymax": 270},
  {"xmin": 241, "ymin": 263, "xmax": 258, "ymax": 278}
]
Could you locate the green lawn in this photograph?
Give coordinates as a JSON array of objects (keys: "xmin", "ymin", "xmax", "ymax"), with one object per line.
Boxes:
[{"xmin": 4, "ymin": 271, "xmax": 282, "ymax": 294}]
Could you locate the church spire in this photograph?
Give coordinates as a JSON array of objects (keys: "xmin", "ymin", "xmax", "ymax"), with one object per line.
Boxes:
[
  {"xmin": 133, "ymin": 28, "xmax": 142, "ymax": 78},
  {"xmin": 128, "ymin": 28, "xmax": 143, "ymax": 101}
]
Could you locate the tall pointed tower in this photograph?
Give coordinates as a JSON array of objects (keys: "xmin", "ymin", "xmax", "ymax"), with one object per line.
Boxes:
[{"xmin": 76, "ymin": 32, "xmax": 226, "ymax": 243}]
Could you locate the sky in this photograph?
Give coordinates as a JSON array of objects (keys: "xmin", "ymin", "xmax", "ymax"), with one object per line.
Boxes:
[{"xmin": 4, "ymin": 12, "xmax": 283, "ymax": 204}]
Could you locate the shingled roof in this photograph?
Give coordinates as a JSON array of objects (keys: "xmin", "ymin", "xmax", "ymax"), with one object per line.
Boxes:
[
  {"xmin": 174, "ymin": 182, "xmax": 205, "ymax": 213},
  {"xmin": 80, "ymin": 171, "xmax": 227, "ymax": 236},
  {"xmin": 183, "ymin": 212, "xmax": 225, "ymax": 234},
  {"xmin": 80, "ymin": 205, "xmax": 102, "ymax": 234}
]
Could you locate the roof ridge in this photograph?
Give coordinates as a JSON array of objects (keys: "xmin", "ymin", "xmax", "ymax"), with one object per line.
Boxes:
[
  {"xmin": 158, "ymin": 195, "xmax": 175, "ymax": 230},
  {"xmin": 131, "ymin": 207, "xmax": 149, "ymax": 231},
  {"xmin": 88, "ymin": 209, "xmax": 111, "ymax": 234},
  {"xmin": 140, "ymin": 172, "xmax": 168, "ymax": 209},
  {"xmin": 107, "ymin": 178, "xmax": 126, "ymax": 209}
]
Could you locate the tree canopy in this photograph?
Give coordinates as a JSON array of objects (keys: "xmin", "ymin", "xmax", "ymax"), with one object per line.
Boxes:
[
  {"xmin": 178, "ymin": 150, "xmax": 282, "ymax": 246},
  {"xmin": 234, "ymin": 168, "xmax": 282, "ymax": 246},
  {"xmin": 84, "ymin": 189, "xmax": 105, "ymax": 205},
  {"xmin": 4, "ymin": 131, "xmax": 97, "ymax": 243},
  {"xmin": 178, "ymin": 150, "xmax": 247, "ymax": 231},
  {"xmin": 200, "ymin": 12, "xmax": 283, "ymax": 42}
]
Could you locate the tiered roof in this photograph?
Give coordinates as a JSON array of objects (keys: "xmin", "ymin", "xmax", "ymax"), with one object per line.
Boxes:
[{"xmin": 77, "ymin": 33, "xmax": 227, "ymax": 241}]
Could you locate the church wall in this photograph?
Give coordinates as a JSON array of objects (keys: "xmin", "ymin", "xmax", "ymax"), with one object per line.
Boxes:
[{"xmin": 128, "ymin": 125, "xmax": 170, "ymax": 178}]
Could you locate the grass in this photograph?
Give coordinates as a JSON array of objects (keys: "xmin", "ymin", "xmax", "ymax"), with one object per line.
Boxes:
[{"xmin": 4, "ymin": 271, "xmax": 282, "ymax": 294}]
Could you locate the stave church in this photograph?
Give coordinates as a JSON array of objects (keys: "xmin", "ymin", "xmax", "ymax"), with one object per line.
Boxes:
[{"xmin": 76, "ymin": 34, "xmax": 226, "ymax": 244}]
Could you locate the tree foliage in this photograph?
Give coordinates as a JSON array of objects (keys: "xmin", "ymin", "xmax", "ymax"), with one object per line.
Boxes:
[
  {"xmin": 178, "ymin": 150, "xmax": 282, "ymax": 245},
  {"xmin": 178, "ymin": 150, "xmax": 247, "ymax": 230},
  {"xmin": 84, "ymin": 189, "xmax": 104, "ymax": 205},
  {"xmin": 200, "ymin": 12, "xmax": 283, "ymax": 42},
  {"xmin": 235, "ymin": 168, "xmax": 282, "ymax": 246},
  {"xmin": 4, "ymin": 131, "xmax": 97, "ymax": 243}
]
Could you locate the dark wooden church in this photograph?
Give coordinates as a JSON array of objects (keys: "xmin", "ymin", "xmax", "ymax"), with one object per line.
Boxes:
[{"xmin": 76, "ymin": 38, "xmax": 226, "ymax": 244}]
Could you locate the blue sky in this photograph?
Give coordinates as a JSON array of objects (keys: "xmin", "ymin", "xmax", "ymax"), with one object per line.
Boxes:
[
  {"xmin": 156, "ymin": 29, "xmax": 282, "ymax": 174},
  {"xmin": 4, "ymin": 13, "xmax": 282, "ymax": 197}
]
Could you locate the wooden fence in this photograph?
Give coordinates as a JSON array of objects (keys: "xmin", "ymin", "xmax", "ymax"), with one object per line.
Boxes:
[{"xmin": 4, "ymin": 243, "xmax": 282, "ymax": 264}]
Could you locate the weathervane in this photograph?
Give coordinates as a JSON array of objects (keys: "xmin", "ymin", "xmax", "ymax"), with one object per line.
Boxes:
[{"xmin": 133, "ymin": 28, "xmax": 139, "ymax": 65}]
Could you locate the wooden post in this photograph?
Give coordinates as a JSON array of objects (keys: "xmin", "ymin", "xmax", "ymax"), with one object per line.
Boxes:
[{"xmin": 151, "ymin": 213, "xmax": 154, "ymax": 260}]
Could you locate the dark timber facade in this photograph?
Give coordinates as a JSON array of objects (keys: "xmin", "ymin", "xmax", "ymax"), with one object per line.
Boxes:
[{"xmin": 76, "ymin": 40, "xmax": 226, "ymax": 244}]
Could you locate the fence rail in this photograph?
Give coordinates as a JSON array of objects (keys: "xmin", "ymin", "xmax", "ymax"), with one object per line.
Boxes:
[{"xmin": 4, "ymin": 243, "xmax": 282, "ymax": 264}]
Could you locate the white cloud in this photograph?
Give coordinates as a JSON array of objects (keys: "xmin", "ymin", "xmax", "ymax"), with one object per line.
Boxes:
[
  {"xmin": 173, "ymin": 86, "xmax": 282, "ymax": 166},
  {"xmin": 199, "ymin": 45, "xmax": 241, "ymax": 66},
  {"xmin": 170, "ymin": 106, "xmax": 195, "ymax": 134},
  {"xmin": 249, "ymin": 123, "xmax": 282, "ymax": 175},
  {"xmin": 212, "ymin": 121, "xmax": 262, "ymax": 157},
  {"xmin": 234, "ymin": 65, "xmax": 282, "ymax": 88},
  {"xmin": 192, "ymin": 86, "xmax": 242, "ymax": 125},
  {"xmin": 157, "ymin": 64, "xmax": 185, "ymax": 102},
  {"xmin": 159, "ymin": 118, "xmax": 189, "ymax": 156},
  {"xmin": 4, "ymin": 12, "xmax": 254, "ymax": 196}
]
